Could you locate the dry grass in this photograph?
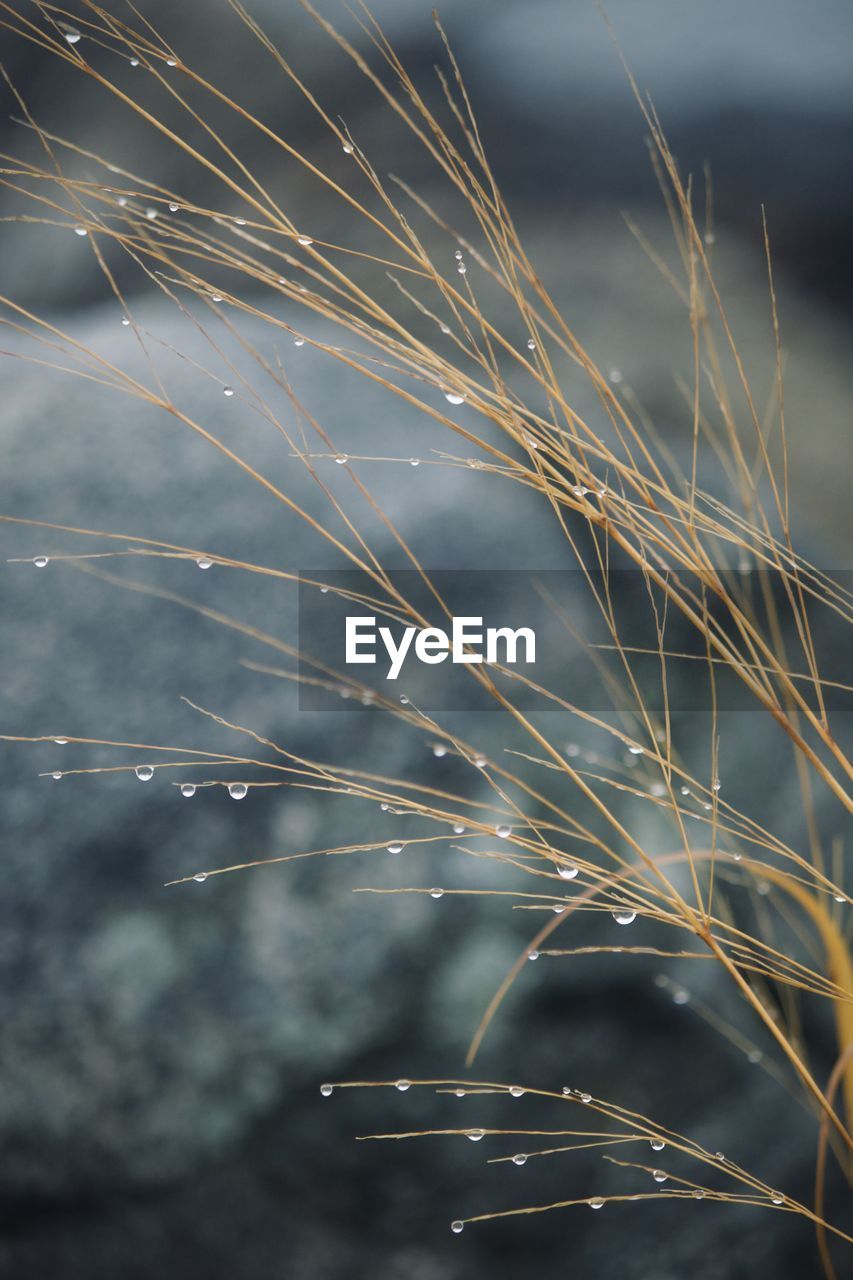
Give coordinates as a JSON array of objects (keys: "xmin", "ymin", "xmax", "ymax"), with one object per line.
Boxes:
[{"xmin": 0, "ymin": 2, "xmax": 850, "ymax": 1271}]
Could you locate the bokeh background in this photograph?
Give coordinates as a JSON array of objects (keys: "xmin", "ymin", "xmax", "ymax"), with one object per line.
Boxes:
[{"xmin": 1, "ymin": 3, "xmax": 852, "ymax": 1277}]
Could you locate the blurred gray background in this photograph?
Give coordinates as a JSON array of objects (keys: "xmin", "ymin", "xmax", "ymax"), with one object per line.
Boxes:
[{"xmin": 1, "ymin": 2, "xmax": 852, "ymax": 1278}]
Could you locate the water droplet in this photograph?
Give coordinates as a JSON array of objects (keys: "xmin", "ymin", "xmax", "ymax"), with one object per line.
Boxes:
[
  {"xmin": 451, "ymin": 1221, "xmax": 464, "ymax": 1234},
  {"xmin": 757, "ymin": 881, "xmax": 770, "ymax": 896},
  {"xmin": 342, "ymin": 141, "xmax": 354, "ymax": 154},
  {"xmin": 512, "ymin": 1153, "xmax": 528, "ymax": 1165},
  {"xmin": 558, "ymin": 864, "xmax": 579, "ymax": 880},
  {"xmin": 627, "ymin": 744, "xmax": 644, "ymax": 755},
  {"xmin": 130, "ymin": 57, "xmax": 140, "ymax": 67},
  {"xmin": 166, "ymin": 57, "xmax": 178, "ymax": 67},
  {"xmin": 62, "ymin": 26, "xmax": 82, "ymax": 45},
  {"xmin": 53, "ymin": 737, "xmax": 68, "ymax": 745},
  {"xmin": 473, "ymin": 753, "xmax": 487, "ymax": 768},
  {"xmin": 496, "ymin": 824, "xmax": 511, "ymax": 839},
  {"xmin": 180, "ymin": 783, "xmax": 196, "ymax": 798},
  {"xmin": 32, "ymin": 556, "xmax": 49, "ymax": 568},
  {"xmin": 117, "ymin": 196, "xmax": 128, "ymax": 206},
  {"xmin": 297, "ymin": 235, "xmax": 313, "ymax": 246},
  {"xmin": 192, "ymin": 872, "xmax": 208, "ymax": 883},
  {"xmin": 608, "ymin": 368, "xmax": 623, "ymax": 384},
  {"xmin": 294, "ymin": 337, "xmax": 305, "ymax": 347},
  {"xmin": 454, "ymin": 250, "xmax": 463, "ymax": 261},
  {"xmin": 452, "ymin": 823, "xmax": 465, "ymax": 835},
  {"xmin": 561, "ymin": 1086, "xmax": 572, "ymax": 1095},
  {"xmin": 380, "ymin": 803, "xmax": 390, "ymax": 812},
  {"xmin": 457, "ymin": 263, "xmax": 467, "ymax": 275},
  {"xmin": 50, "ymin": 772, "xmax": 62, "ymax": 781},
  {"xmin": 834, "ymin": 893, "xmax": 846, "ymax": 904},
  {"xmin": 612, "ymin": 908, "xmax": 637, "ymax": 926},
  {"xmin": 395, "ymin": 1079, "xmax": 411, "ymax": 1092},
  {"xmin": 168, "ymin": 202, "xmax": 179, "ymax": 212},
  {"xmin": 552, "ymin": 905, "xmax": 565, "ymax": 914},
  {"xmin": 429, "ymin": 888, "xmax": 444, "ymax": 899},
  {"xmin": 715, "ymin": 1152, "xmax": 725, "ymax": 1161},
  {"xmin": 770, "ymin": 1193, "xmax": 783, "ymax": 1205},
  {"xmin": 145, "ymin": 207, "xmax": 158, "ymax": 221},
  {"xmin": 572, "ymin": 485, "xmax": 589, "ymax": 498},
  {"xmin": 432, "ymin": 744, "xmax": 447, "ymax": 758},
  {"xmin": 652, "ymin": 1169, "xmax": 668, "ymax": 1183},
  {"xmin": 747, "ymin": 1048, "xmax": 762, "ymax": 1064},
  {"xmin": 692, "ymin": 1188, "xmax": 706, "ymax": 1199},
  {"xmin": 672, "ymin": 988, "xmax": 690, "ymax": 1005},
  {"xmin": 73, "ymin": 226, "xmax": 88, "ymax": 237},
  {"xmin": 335, "ymin": 454, "xmax": 348, "ymax": 465},
  {"xmin": 712, "ymin": 777, "xmax": 721, "ymax": 792},
  {"xmin": 386, "ymin": 842, "xmax": 404, "ymax": 855},
  {"xmin": 409, "ymin": 457, "xmax": 420, "ymax": 467},
  {"xmin": 228, "ymin": 782, "xmax": 248, "ymax": 800},
  {"xmin": 399, "ymin": 695, "xmax": 409, "ymax": 705},
  {"xmin": 466, "ymin": 1129, "xmax": 484, "ymax": 1142},
  {"xmin": 527, "ymin": 950, "xmax": 539, "ymax": 961},
  {"xmin": 527, "ymin": 338, "xmax": 536, "ymax": 351},
  {"xmin": 704, "ymin": 231, "xmax": 716, "ymax": 245},
  {"xmin": 578, "ymin": 1092, "xmax": 592, "ymax": 1104},
  {"xmin": 455, "ymin": 1089, "xmax": 465, "ymax": 1097},
  {"xmin": 588, "ymin": 1197, "xmax": 605, "ymax": 1210},
  {"xmin": 234, "ymin": 217, "xmax": 246, "ymax": 226},
  {"xmin": 445, "ymin": 392, "xmax": 466, "ymax": 405},
  {"xmin": 320, "ymin": 1083, "xmax": 334, "ymax": 1097},
  {"xmin": 196, "ymin": 557, "xmax": 213, "ymax": 570},
  {"xmin": 211, "ymin": 293, "xmax": 223, "ymax": 303},
  {"xmin": 650, "ymin": 1138, "xmax": 665, "ymax": 1152},
  {"xmin": 135, "ymin": 765, "xmax": 154, "ymax": 782},
  {"xmin": 732, "ymin": 852, "xmax": 742, "ymax": 862},
  {"xmin": 121, "ymin": 317, "xmax": 131, "ymax": 326},
  {"xmin": 509, "ymin": 1086, "xmax": 524, "ymax": 1098},
  {"xmin": 222, "ymin": 385, "xmax": 234, "ymax": 397}
]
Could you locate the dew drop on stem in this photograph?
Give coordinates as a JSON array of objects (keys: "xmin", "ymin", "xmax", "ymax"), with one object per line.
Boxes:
[{"xmin": 612, "ymin": 908, "xmax": 637, "ymax": 926}]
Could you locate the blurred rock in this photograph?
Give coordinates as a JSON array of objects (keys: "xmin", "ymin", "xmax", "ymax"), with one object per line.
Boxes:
[{"xmin": 0, "ymin": 99, "xmax": 850, "ymax": 1280}]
